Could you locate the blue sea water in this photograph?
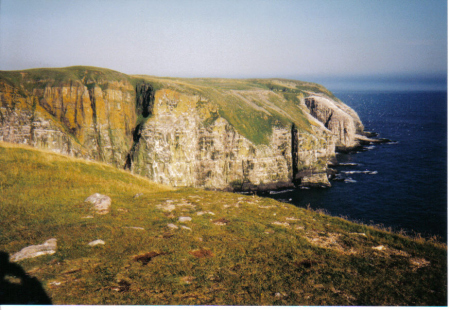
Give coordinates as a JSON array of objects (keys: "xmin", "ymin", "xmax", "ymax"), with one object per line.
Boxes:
[{"xmin": 267, "ymin": 91, "xmax": 448, "ymax": 241}]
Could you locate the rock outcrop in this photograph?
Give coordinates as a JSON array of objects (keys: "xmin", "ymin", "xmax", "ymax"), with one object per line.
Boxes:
[
  {"xmin": 305, "ymin": 95, "xmax": 364, "ymax": 150},
  {"xmin": 0, "ymin": 67, "xmax": 365, "ymax": 190},
  {"xmin": 84, "ymin": 193, "xmax": 112, "ymax": 215},
  {"xmin": 10, "ymin": 238, "xmax": 57, "ymax": 262}
]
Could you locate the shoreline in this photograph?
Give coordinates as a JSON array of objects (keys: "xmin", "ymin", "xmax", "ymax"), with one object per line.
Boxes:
[{"xmin": 223, "ymin": 131, "xmax": 392, "ymax": 195}]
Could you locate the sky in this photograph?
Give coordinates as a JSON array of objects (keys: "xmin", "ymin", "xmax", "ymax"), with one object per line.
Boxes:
[{"xmin": 0, "ymin": 0, "xmax": 447, "ymax": 90}]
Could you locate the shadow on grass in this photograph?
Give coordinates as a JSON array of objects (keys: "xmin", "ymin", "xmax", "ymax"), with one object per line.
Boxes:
[{"xmin": 0, "ymin": 251, "xmax": 52, "ymax": 305}]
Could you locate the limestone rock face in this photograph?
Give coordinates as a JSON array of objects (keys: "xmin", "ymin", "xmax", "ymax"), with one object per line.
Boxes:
[
  {"xmin": 0, "ymin": 74, "xmax": 136, "ymax": 166},
  {"xmin": 305, "ymin": 95, "xmax": 363, "ymax": 149},
  {"xmin": 131, "ymin": 89, "xmax": 293, "ymax": 189},
  {"xmin": 130, "ymin": 89, "xmax": 335, "ymax": 189},
  {"xmin": 0, "ymin": 67, "xmax": 366, "ymax": 189}
]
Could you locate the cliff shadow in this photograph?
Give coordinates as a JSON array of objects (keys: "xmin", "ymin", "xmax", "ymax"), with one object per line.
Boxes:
[
  {"xmin": 124, "ymin": 82, "xmax": 156, "ymax": 170},
  {"xmin": 0, "ymin": 251, "xmax": 52, "ymax": 305}
]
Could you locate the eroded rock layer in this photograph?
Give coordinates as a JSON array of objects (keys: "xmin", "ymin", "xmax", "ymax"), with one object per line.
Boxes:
[{"xmin": 0, "ymin": 67, "xmax": 364, "ymax": 189}]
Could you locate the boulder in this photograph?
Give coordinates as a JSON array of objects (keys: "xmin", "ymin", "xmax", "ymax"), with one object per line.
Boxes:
[
  {"xmin": 85, "ymin": 193, "xmax": 111, "ymax": 214},
  {"xmin": 11, "ymin": 238, "xmax": 57, "ymax": 262},
  {"xmin": 88, "ymin": 240, "xmax": 105, "ymax": 247},
  {"xmin": 178, "ymin": 216, "xmax": 192, "ymax": 222}
]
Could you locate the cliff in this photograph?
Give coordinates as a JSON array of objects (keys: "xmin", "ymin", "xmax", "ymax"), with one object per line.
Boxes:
[
  {"xmin": 0, "ymin": 66, "xmax": 364, "ymax": 190},
  {"xmin": 0, "ymin": 67, "xmax": 136, "ymax": 166},
  {"xmin": 304, "ymin": 95, "xmax": 364, "ymax": 150}
]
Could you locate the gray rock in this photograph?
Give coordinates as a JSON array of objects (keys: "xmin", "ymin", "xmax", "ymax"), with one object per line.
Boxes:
[
  {"xmin": 305, "ymin": 95, "xmax": 361, "ymax": 148},
  {"xmin": 88, "ymin": 239, "xmax": 105, "ymax": 247},
  {"xmin": 11, "ymin": 238, "xmax": 57, "ymax": 262},
  {"xmin": 85, "ymin": 193, "xmax": 111, "ymax": 214},
  {"xmin": 178, "ymin": 216, "xmax": 192, "ymax": 222},
  {"xmin": 123, "ymin": 226, "xmax": 145, "ymax": 230}
]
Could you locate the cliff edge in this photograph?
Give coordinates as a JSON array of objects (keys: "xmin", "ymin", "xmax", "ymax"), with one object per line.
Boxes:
[{"xmin": 0, "ymin": 66, "xmax": 365, "ymax": 190}]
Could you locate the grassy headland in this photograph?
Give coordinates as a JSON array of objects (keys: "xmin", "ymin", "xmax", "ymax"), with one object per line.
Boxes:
[
  {"xmin": 0, "ymin": 142, "xmax": 446, "ymax": 305},
  {"xmin": 131, "ymin": 75, "xmax": 326, "ymax": 145}
]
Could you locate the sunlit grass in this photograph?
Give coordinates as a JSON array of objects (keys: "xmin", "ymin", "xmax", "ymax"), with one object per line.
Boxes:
[{"xmin": 0, "ymin": 142, "xmax": 446, "ymax": 305}]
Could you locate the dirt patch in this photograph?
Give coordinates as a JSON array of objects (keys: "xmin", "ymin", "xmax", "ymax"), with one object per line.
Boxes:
[
  {"xmin": 157, "ymin": 202, "xmax": 176, "ymax": 212},
  {"xmin": 212, "ymin": 218, "xmax": 230, "ymax": 226},
  {"xmin": 372, "ymin": 245, "xmax": 410, "ymax": 257},
  {"xmin": 258, "ymin": 205, "xmax": 276, "ymax": 209},
  {"xmin": 197, "ymin": 211, "xmax": 215, "ymax": 216},
  {"xmin": 159, "ymin": 232, "xmax": 174, "ymax": 239},
  {"xmin": 371, "ymin": 245, "xmax": 430, "ymax": 271},
  {"xmin": 180, "ymin": 276, "xmax": 196, "ymax": 284},
  {"xmin": 61, "ymin": 268, "xmax": 82, "ymax": 275},
  {"xmin": 286, "ymin": 217, "xmax": 301, "ymax": 221},
  {"xmin": 304, "ymin": 231, "xmax": 355, "ymax": 254},
  {"xmin": 133, "ymin": 251, "xmax": 168, "ymax": 265},
  {"xmin": 111, "ymin": 279, "xmax": 131, "ymax": 292},
  {"xmin": 271, "ymin": 221, "xmax": 290, "ymax": 227},
  {"xmin": 189, "ymin": 248, "xmax": 214, "ymax": 258}
]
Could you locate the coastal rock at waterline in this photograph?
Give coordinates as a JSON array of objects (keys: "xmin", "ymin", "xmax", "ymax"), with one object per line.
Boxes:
[
  {"xmin": 85, "ymin": 193, "xmax": 111, "ymax": 214},
  {"xmin": 10, "ymin": 238, "xmax": 57, "ymax": 262},
  {"xmin": 298, "ymin": 171, "xmax": 331, "ymax": 188}
]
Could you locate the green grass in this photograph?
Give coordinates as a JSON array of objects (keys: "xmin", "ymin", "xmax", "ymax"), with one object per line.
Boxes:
[
  {"xmin": 0, "ymin": 142, "xmax": 447, "ymax": 305},
  {"xmin": 0, "ymin": 66, "xmax": 134, "ymax": 100},
  {"xmin": 0, "ymin": 66, "xmax": 131, "ymax": 88}
]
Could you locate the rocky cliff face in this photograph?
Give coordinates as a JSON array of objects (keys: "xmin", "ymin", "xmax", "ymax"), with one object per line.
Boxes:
[
  {"xmin": 0, "ymin": 68, "xmax": 136, "ymax": 166},
  {"xmin": 305, "ymin": 95, "xmax": 364, "ymax": 150},
  {"xmin": 0, "ymin": 67, "xmax": 364, "ymax": 190},
  {"xmin": 130, "ymin": 89, "xmax": 296, "ymax": 189}
]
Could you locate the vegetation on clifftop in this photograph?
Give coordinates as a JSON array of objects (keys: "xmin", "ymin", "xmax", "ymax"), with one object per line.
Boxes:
[
  {"xmin": 0, "ymin": 142, "xmax": 446, "ymax": 305},
  {"xmin": 0, "ymin": 66, "xmax": 131, "ymax": 92},
  {"xmin": 132, "ymin": 75, "xmax": 333, "ymax": 145}
]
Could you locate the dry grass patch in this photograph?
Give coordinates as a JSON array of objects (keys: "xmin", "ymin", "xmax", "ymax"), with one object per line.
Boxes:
[{"xmin": 0, "ymin": 143, "xmax": 447, "ymax": 306}]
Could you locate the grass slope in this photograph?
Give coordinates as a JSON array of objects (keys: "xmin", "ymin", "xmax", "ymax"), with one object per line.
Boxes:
[{"xmin": 0, "ymin": 142, "xmax": 446, "ymax": 305}]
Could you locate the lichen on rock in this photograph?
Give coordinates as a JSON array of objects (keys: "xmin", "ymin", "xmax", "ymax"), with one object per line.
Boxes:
[{"xmin": 0, "ymin": 66, "xmax": 367, "ymax": 190}]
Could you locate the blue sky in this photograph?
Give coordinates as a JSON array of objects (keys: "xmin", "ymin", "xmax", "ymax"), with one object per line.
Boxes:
[{"xmin": 0, "ymin": 0, "xmax": 447, "ymax": 90}]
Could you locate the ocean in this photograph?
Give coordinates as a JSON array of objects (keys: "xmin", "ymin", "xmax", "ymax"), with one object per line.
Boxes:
[{"xmin": 265, "ymin": 91, "xmax": 447, "ymax": 241}]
